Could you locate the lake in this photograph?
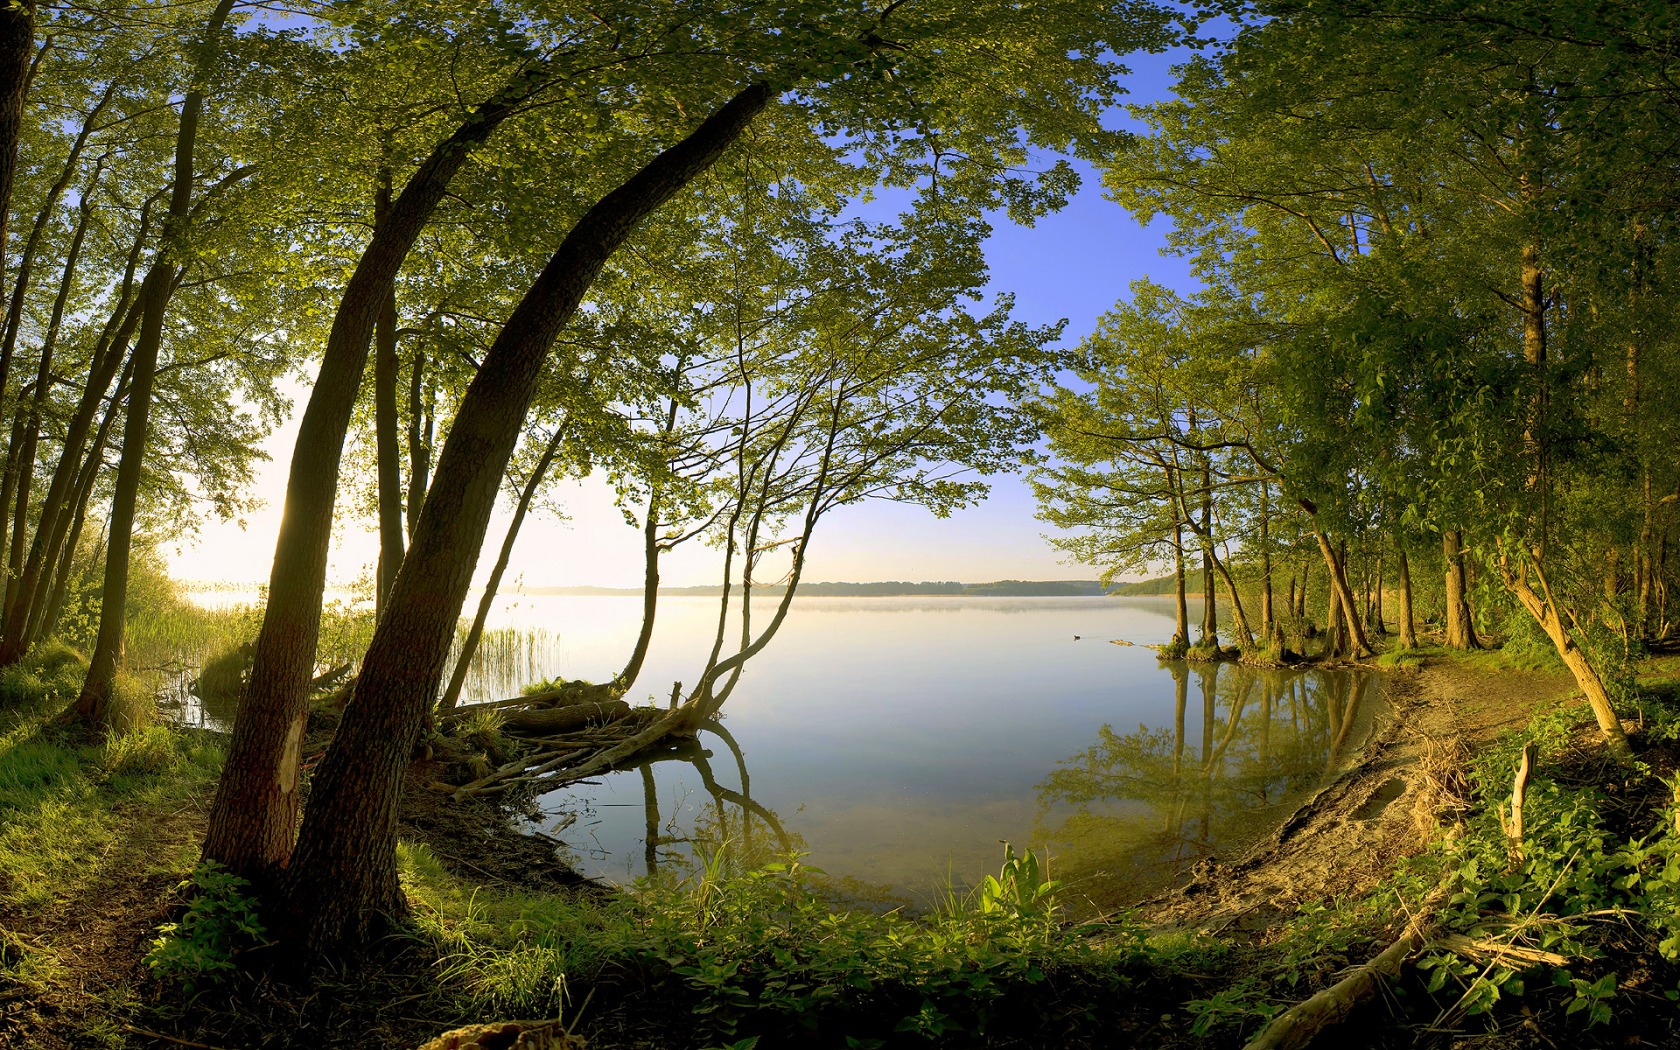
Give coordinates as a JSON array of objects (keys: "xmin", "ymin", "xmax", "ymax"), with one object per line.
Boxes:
[
  {"xmin": 171, "ymin": 590, "xmax": 1384, "ymax": 910},
  {"xmin": 457, "ymin": 593, "xmax": 1385, "ymax": 912}
]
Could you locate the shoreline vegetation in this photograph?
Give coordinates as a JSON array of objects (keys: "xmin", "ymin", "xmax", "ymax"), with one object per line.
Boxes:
[{"xmin": 6, "ymin": 609, "xmax": 1680, "ymax": 1048}]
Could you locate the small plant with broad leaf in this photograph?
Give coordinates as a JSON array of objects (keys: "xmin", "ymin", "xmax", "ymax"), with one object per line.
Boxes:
[{"xmin": 144, "ymin": 862, "xmax": 268, "ymax": 989}]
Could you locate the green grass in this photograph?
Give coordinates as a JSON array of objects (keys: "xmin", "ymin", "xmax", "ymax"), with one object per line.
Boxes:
[
  {"xmin": 0, "ymin": 649, "xmax": 223, "ymax": 911},
  {"xmin": 399, "ymin": 838, "xmax": 1153, "ymax": 1046}
]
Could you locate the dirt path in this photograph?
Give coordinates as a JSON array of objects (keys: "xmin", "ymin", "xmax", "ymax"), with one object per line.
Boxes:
[{"xmin": 1140, "ymin": 656, "xmax": 1574, "ymax": 939}]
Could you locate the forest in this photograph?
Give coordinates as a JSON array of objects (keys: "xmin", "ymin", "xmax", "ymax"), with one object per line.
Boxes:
[{"xmin": 2, "ymin": 0, "xmax": 1680, "ymax": 1048}]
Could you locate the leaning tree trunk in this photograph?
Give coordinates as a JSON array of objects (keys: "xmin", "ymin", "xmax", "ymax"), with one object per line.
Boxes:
[
  {"xmin": 1209, "ymin": 546, "xmax": 1255, "ymax": 650},
  {"xmin": 406, "ymin": 348, "xmax": 432, "ymax": 538},
  {"xmin": 1259, "ymin": 481, "xmax": 1276, "ymax": 647},
  {"xmin": 278, "ymin": 84, "xmax": 774, "ymax": 960},
  {"xmin": 615, "ymin": 485, "xmax": 663, "ymax": 694},
  {"xmin": 40, "ymin": 360, "xmax": 130, "ymax": 644},
  {"xmin": 1, "ymin": 203, "xmax": 149, "ymax": 661},
  {"xmin": 1304, "ymin": 520, "xmax": 1371, "ymax": 658},
  {"xmin": 201, "ymin": 67, "xmax": 548, "ymax": 884},
  {"xmin": 1501, "ymin": 550, "xmax": 1629, "ymax": 751},
  {"xmin": 70, "ymin": 0, "xmax": 233, "ymax": 727}
]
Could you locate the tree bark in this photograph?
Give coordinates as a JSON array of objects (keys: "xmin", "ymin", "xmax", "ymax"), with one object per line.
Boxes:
[
  {"xmin": 203, "ymin": 64, "xmax": 549, "ymax": 882},
  {"xmin": 0, "ymin": 1, "xmax": 41, "ymax": 548},
  {"xmin": 373, "ymin": 176, "xmax": 405, "ymax": 615},
  {"xmin": 1171, "ymin": 520, "xmax": 1189, "ymax": 652},
  {"xmin": 1443, "ymin": 529, "xmax": 1481, "ymax": 650},
  {"xmin": 437, "ymin": 423, "xmax": 565, "ymax": 714},
  {"xmin": 1209, "ymin": 545, "xmax": 1255, "ymax": 650},
  {"xmin": 406, "ymin": 348, "xmax": 431, "ymax": 539},
  {"xmin": 1397, "ymin": 547, "xmax": 1418, "ymax": 649},
  {"xmin": 615, "ymin": 485, "xmax": 663, "ymax": 693},
  {"xmin": 40, "ymin": 359, "xmax": 130, "ymax": 644},
  {"xmin": 1308, "ymin": 523, "xmax": 1372, "ymax": 658},
  {"xmin": 278, "ymin": 83, "xmax": 774, "ymax": 958},
  {"xmin": 1500, "ymin": 550, "xmax": 1628, "ymax": 751},
  {"xmin": 1259, "ymin": 480, "xmax": 1276, "ymax": 647}
]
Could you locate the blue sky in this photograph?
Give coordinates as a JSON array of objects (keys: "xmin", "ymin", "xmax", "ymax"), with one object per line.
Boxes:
[{"xmin": 168, "ymin": 46, "xmax": 1204, "ymax": 589}]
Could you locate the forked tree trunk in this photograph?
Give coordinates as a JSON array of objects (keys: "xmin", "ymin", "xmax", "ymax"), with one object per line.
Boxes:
[
  {"xmin": 1307, "ymin": 523, "xmax": 1372, "ymax": 658},
  {"xmin": 1209, "ymin": 546, "xmax": 1255, "ymax": 650},
  {"xmin": 1443, "ymin": 529, "xmax": 1481, "ymax": 650},
  {"xmin": 1397, "ymin": 547, "xmax": 1418, "ymax": 649},
  {"xmin": 277, "ymin": 84, "xmax": 773, "ymax": 958},
  {"xmin": 202, "ymin": 67, "xmax": 548, "ymax": 883}
]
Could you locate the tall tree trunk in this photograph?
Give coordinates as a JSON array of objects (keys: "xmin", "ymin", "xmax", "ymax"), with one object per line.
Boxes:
[
  {"xmin": 1443, "ymin": 529, "xmax": 1481, "ymax": 650},
  {"xmin": 277, "ymin": 84, "xmax": 773, "ymax": 958},
  {"xmin": 202, "ymin": 65, "xmax": 549, "ymax": 883},
  {"xmin": 6, "ymin": 175, "xmax": 98, "ymax": 621},
  {"xmin": 436, "ymin": 423, "xmax": 566, "ymax": 714},
  {"xmin": 1, "ymin": 210, "xmax": 149, "ymax": 660},
  {"xmin": 1209, "ymin": 545, "xmax": 1255, "ymax": 650},
  {"xmin": 615, "ymin": 485, "xmax": 663, "ymax": 693},
  {"xmin": 1171, "ymin": 520, "xmax": 1188, "ymax": 652},
  {"xmin": 0, "ymin": 1, "xmax": 43, "ymax": 555},
  {"xmin": 70, "ymin": 0, "xmax": 233, "ymax": 727},
  {"xmin": 1369, "ymin": 554, "xmax": 1386, "ymax": 636},
  {"xmin": 1397, "ymin": 547, "xmax": 1418, "ymax": 649},
  {"xmin": 1259, "ymin": 480, "xmax": 1275, "ymax": 647},
  {"xmin": 39, "ymin": 359, "xmax": 130, "ymax": 645},
  {"xmin": 406, "ymin": 348, "xmax": 431, "ymax": 539},
  {"xmin": 373, "ymin": 176, "xmax": 405, "ymax": 615}
]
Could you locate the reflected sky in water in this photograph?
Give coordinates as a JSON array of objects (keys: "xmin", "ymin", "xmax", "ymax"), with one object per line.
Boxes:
[{"xmin": 494, "ymin": 595, "xmax": 1386, "ymax": 907}]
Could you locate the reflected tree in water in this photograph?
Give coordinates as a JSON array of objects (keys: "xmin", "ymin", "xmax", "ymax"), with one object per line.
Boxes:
[{"xmin": 1033, "ymin": 661, "xmax": 1376, "ymax": 900}]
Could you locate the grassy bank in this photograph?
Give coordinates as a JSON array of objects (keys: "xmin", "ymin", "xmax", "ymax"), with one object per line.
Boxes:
[{"xmin": 7, "ymin": 644, "xmax": 1680, "ymax": 1048}]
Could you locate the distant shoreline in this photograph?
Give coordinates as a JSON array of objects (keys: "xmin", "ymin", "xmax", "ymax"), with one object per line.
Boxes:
[{"xmin": 179, "ymin": 579, "xmax": 1185, "ymax": 600}]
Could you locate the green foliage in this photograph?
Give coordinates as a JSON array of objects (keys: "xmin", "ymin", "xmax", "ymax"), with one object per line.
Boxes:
[
  {"xmin": 403, "ymin": 839, "xmax": 1139, "ymax": 1046},
  {"xmin": 1185, "ymin": 978, "xmax": 1282, "ymax": 1036},
  {"xmin": 144, "ymin": 863, "xmax": 268, "ymax": 989}
]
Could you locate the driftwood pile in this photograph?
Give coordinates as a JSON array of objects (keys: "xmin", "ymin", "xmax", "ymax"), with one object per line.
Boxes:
[{"xmin": 437, "ymin": 680, "xmax": 690, "ymax": 800}]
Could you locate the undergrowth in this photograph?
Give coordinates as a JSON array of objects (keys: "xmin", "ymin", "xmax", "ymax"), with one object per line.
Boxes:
[{"xmin": 402, "ymin": 840, "xmax": 1151, "ymax": 1047}]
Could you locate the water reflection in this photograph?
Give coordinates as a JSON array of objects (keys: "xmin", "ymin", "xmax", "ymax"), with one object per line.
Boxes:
[
  {"xmin": 1033, "ymin": 660, "xmax": 1380, "ymax": 910},
  {"xmin": 538, "ymin": 718, "xmax": 796, "ymax": 883}
]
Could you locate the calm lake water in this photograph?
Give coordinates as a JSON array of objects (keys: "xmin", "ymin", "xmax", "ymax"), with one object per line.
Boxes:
[
  {"xmin": 174, "ymin": 591, "xmax": 1384, "ymax": 909},
  {"xmin": 468, "ymin": 594, "xmax": 1385, "ymax": 911}
]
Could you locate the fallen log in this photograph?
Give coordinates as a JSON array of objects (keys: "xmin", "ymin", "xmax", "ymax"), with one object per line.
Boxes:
[
  {"xmin": 415, "ymin": 1020, "xmax": 581, "ymax": 1050},
  {"xmin": 500, "ymin": 700, "xmax": 630, "ymax": 735},
  {"xmin": 1243, "ymin": 886, "xmax": 1447, "ymax": 1050}
]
